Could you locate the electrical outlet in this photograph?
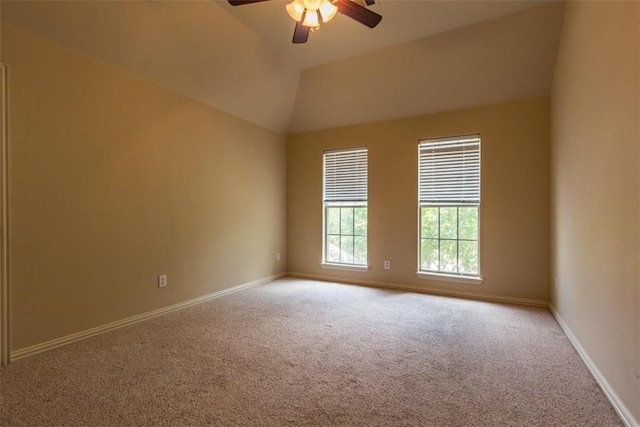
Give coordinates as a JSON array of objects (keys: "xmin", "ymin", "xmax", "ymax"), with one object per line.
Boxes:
[
  {"xmin": 276, "ymin": 252, "xmax": 281, "ymax": 261},
  {"xmin": 158, "ymin": 274, "xmax": 167, "ymax": 288},
  {"xmin": 384, "ymin": 260, "xmax": 391, "ymax": 270}
]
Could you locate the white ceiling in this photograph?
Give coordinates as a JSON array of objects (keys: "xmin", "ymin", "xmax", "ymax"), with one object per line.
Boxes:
[{"xmin": 0, "ymin": 0, "xmax": 565, "ymax": 133}]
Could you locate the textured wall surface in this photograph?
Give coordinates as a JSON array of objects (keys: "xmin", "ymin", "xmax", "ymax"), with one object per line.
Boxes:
[
  {"xmin": 288, "ymin": 97, "xmax": 550, "ymax": 303},
  {"xmin": 2, "ymin": 26, "xmax": 287, "ymax": 350},
  {"xmin": 550, "ymin": 1, "xmax": 640, "ymax": 422}
]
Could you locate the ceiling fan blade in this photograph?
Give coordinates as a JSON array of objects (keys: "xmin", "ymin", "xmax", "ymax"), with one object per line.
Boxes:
[
  {"xmin": 227, "ymin": 0, "xmax": 271, "ymax": 6},
  {"xmin": 335, "ymin": 0, "xmax": 382, "ymax": 28},
  {"xmin": 292, "ymin": 20, "xmax": 310, "ymax": 44}
]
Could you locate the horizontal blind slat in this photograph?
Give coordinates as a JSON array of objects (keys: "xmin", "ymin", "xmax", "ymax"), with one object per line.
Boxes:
[
  {"xmin": 324, "ymin": 149, "xmax": 368, "ymax": 202},
  {"xmin": 419, "ymin": 136, "xmax": 480, "ymax": 204}
]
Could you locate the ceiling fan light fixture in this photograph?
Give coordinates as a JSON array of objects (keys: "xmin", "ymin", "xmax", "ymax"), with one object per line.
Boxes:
[
  {"xmin": 302, "ymin": 0, "xmax": 322, "ymax": 12},
  {"xmin": 318, "ymin": 0, "xmax": 338, "ymax": 23},
  {"xmin": 229, "ymin": 0, "xmax": 381, "ymax": 44},
  {"xmin": 302, "ymin": 10, "xmax": 320, "ymax": 27},
  {"xmin": 286, "ymin": 0, "xmax": 305, "ymax": 21}
]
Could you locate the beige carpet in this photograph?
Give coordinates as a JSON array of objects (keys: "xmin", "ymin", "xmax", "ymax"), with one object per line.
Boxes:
[{"xmin": 0, "ymin": 278, "xmax": 623, "ymax": 426}]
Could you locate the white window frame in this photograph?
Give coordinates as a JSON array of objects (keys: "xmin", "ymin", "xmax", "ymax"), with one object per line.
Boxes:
[
  {"xmin": 417, "ymin": 135, "xmax": 483, "ymax": 284},
  {"xmin": 321, "ymin": 147, "xmax": 369, "ymax": 271}
]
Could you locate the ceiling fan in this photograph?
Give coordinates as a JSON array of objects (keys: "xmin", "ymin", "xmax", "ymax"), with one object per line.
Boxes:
[{"xmin": 227, "ymin": 0, "xmax": 382, "ymax": 44}]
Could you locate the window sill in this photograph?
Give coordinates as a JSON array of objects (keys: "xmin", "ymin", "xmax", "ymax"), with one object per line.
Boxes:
[
  {"xmin": 416, "ymin": 271, "xmax": 483, "ymax": 285},
  {"xmin": 321, "ymin": 263, "xmax": 370, "ymax": 272}
]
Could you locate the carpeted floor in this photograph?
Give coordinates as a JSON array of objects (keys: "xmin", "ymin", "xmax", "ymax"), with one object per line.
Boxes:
[{"xmin": 0, "ymin": 278, "xmax": 623, "ymax": 426}]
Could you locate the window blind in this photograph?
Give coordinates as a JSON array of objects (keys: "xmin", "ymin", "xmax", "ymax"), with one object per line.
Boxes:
[
  {"xmin": 324, "ymin": 148, "xmax": 368, "ymax": 202},
  {"xmin": 419, "ymin": 136, "xmax": 480, "ymax": 205}
]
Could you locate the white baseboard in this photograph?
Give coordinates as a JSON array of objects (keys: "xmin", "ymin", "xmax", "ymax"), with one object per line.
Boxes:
[
  {"xmin": 11, "ymin": 273, "xmax": 286, "ymax": 361},
  {"xmin": 287, "ymin": 271, "xmax": 550, "ymax": 308},
  {"xmin": 549, "ymin": 305, "xmax": 639, "ymax": 427}
]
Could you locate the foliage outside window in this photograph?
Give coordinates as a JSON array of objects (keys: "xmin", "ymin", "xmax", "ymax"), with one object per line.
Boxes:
[
  {"xmin": 323, "ymin": 148, "xmax": 368, "ymax": 266},
  {"xmin": 418, "ymin": 136, "xmax": 480, "ymax": 277}
]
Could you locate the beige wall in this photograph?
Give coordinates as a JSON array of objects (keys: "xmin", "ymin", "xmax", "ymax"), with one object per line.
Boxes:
[
  {"xmin": 550, "ymin": 1, "xmax": 640, "ymax": 422},
  {"xmin": 2, "ymin": 25, "xmax": 287, "ymax": 351},
  {"xmin": 288, "ymin": 97, "xmax": 550, "ymax": 303}
]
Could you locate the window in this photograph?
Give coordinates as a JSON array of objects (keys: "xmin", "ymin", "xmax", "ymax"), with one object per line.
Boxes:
[
  {"xmin": 418, "ymin": 135, "xmax": 480, "ymax": 278},
  {"xmin": 323, "ymin": 148, "xmax": 368, "ymax": 267}
]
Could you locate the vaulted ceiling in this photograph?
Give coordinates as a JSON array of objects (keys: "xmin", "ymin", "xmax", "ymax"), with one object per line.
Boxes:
[{"xmin": 0, "ymin": 0, "xmax": 565, "ymax": 133}]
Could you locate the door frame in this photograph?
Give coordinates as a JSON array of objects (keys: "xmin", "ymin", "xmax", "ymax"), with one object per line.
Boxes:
[{"xmin": 1, "ymin": 62, "xmax": 10, "ymax": 365}]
